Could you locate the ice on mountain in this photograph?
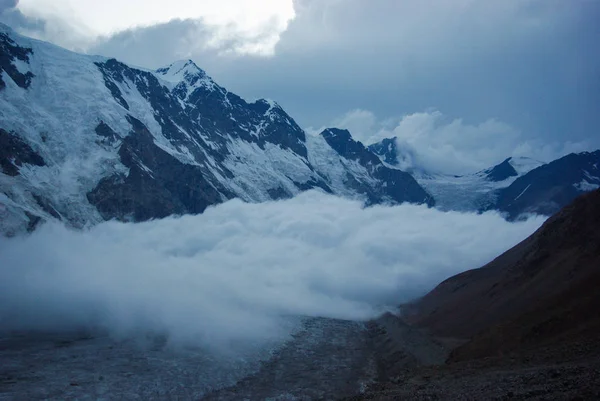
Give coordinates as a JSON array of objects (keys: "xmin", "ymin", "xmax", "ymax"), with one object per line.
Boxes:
[{"xmin": 0, "ymin": 27, "xmax": 433, "ymax": 235}]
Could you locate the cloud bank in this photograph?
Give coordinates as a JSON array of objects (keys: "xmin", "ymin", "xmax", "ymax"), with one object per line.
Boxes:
[
  {"xmin": 0, "ymin": 191, "xmax": 545, "ymax": 351},
  {"xmin": 5, "ymin": 0, "xmax": 295, "ymax": 55},
  {"xmin": 312, "ymin": 109, "xmax": 591, "ymax": 175}
]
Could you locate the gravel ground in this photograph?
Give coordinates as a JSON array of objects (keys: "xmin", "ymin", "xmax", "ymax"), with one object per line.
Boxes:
[
  {"xmin": 0, "ymin": 317, "xmax": 377, "ymax": 400},
  {"xmin": 3, "ymin": 314, "xmax": 598, "ymax": 400}
]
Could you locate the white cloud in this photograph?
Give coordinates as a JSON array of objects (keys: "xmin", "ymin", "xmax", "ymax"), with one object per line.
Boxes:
[
  {"xmin": 305, "ymin": 109, "xmax": 379, "ymax": 140},
  {"xmin": 0, "ymin": 191, "xmax": 544, "ymax": 352},
  {"xmin": 3, "ymin": 0, "xmax": 597, "ymax": 149},
  {"xmin": 13, "ymin": 0, "xmax": 295, "ymax": 55},
  {"xmin": 320, "ymin": 109, "xmax": 591, "ymax": 175}
]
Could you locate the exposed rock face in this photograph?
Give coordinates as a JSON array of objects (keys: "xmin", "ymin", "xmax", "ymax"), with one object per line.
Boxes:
[
  {"xmin": 87, "ymin": 117, "xmax": 230, "ymax": 221},
  {"xmin": 0, "ymin": 32, "xmax": 34, "ymax": 90},
  {"xmin": 0, "ymin": 128, "xmax": 45, "ymax": 176},
  {"xmin": 0, "ymin": 24, "xmax": 433, "ymax": 234}
]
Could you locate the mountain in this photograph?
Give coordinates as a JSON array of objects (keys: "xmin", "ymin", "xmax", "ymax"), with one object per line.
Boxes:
[
  {"xmin": 404, "ymin": 189, "xmax": 600, "ymax": 361},
  {"xmin": 413, "ymin": 158, "xmax": 543, "ymax": 213},
  {"xmin": 369, "ymin": 136, "xmax": 600, "ymax": 216},
  {"xmin": 489, "ymin": 150, "xmax": 600, "ymax": 219},
  {"xmin": 0, "ymin": 25, "xmax": 432, "ymax": 235},
  {"xmin": 318, "ymin": 129, "xmax": 434, "ymax": 206},
  {"xmin": 368, "ymin": 137, "xmax": 545, "ymax": 212},
  {"xmin": 367, "ymin": 137, "xmax": 400, "ymax": 166}
]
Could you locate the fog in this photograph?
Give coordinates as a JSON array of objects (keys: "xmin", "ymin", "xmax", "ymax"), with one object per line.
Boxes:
[{"xmin": 0, "ymin": 191, "xmax": 545, "ymax": 351}]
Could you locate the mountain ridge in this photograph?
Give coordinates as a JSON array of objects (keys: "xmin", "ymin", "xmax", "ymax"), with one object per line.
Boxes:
[
  {"xmin": 0, "ymin": 24, "xmax": 432, "ymax": 235},
  {"xmin": 369, "ymin": 135, "xmax": 600, "ymax": 216}
]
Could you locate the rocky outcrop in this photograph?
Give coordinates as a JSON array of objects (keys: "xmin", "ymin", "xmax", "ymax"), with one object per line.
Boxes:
[{"xmin": 88, "ymin": 117, "xmax": 230, "ymax": 221}]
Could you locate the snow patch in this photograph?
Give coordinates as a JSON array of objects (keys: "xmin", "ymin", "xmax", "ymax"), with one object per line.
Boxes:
[{"xmin": 514, "ymin": 184, "xmax": 532, "ymax": 201}]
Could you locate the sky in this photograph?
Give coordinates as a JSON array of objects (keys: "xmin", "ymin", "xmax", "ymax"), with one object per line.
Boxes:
[
  {"xmin": 1, "ymin": 0, "xmax": 599, "ymax": 174},
  {"xmin": 0, "ymin": 191, "xmax": 544, "ymax": 348}
]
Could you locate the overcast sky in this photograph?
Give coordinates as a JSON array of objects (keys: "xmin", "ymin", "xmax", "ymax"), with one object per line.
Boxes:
[{"xmin": 2, "ymin": 0, "xmax": 599, "ymax": 174}]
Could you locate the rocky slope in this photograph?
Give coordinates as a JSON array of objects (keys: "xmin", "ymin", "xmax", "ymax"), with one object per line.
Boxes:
[
  {"xmin": 405, "ymin": 188, "xmax": 600, "ymax": 358},
  {"xmin": 355, "ymin": 189, "xmax": 600, "ymax": 400},
  {"xmin": 0, "ymin": 24, "xmax": 432, "ymax": 235}
]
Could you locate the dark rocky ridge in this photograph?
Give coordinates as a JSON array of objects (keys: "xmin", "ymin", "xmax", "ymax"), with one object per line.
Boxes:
[{"xmin": 491, "ymin": 150, "xmax": 600, "ymax": 219}]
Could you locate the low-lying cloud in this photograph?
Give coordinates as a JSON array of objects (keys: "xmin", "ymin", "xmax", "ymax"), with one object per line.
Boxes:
[{"xmin": 0, "ymin": 191, "xmax": 545, "ymax": 350}]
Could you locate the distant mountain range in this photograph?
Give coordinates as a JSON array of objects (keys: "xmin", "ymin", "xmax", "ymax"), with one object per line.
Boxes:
[
  {"xmin": 369, "ymin": 137, "xmax": 600, "ymax": 219},
  {"xmin": 0, "ymin": 24, "xmax": 599, "ymax": 234}
]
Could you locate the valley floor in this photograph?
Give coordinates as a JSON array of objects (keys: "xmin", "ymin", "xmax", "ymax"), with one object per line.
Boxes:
[
  {"xmin": 1, "ymin": 315, "xmax": 599, "ymax": 400},
  {"xmin": 353, "ymin": 339, "xmax": 600, "ymax": 400},
  {"xmin": 1, "ymin": 317, "xmax": 375, "ymax": 400}
]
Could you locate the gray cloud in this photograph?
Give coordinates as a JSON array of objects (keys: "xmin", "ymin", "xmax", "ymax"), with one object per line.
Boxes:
[
  {"xmin": 2, "ymin": 0, "xmax": 599, "ymax": 166},
  {"xmin": 0, "ymin": 191, "xmax": 544, "ymax": 349},
  {"xmin": 308, "ymin": 109, "xmax": 591, "ymax": 174},
  {"xmin": 0, "ymin": 0, "xmax": 17, "ymax": 12},
  {"xmin": 82, "ymin": 0, "xmax": 600, "ymax": 155}
]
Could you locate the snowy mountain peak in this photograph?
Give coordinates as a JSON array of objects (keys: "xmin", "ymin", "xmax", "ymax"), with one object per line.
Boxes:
[
  {"xmin": 155, "ymin": 59, "xmax": 214, "ymax": 92},
  {"xmin": 156, "ymin": 59, "xmax": 205, "ymax": 81}
]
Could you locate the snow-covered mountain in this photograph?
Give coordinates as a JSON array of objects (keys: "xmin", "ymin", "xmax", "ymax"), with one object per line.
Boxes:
[
  {"xmin": 490, "ymin": 150, "xmax": 600, "ymax": 219},
  {"xmin": 412, "ymin": 157, "xmax": 544, "ymax": 213},
  {"xmin": 369, "ymin": 137, "xmax": 600, "ymax": 217},
  {"xmin": 368, "ymin": 137, "xmax": 544, "ymax": 212},
  {"xmin": 0, "ymin": 25, "xmax": 432, "ymax": 235}
]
